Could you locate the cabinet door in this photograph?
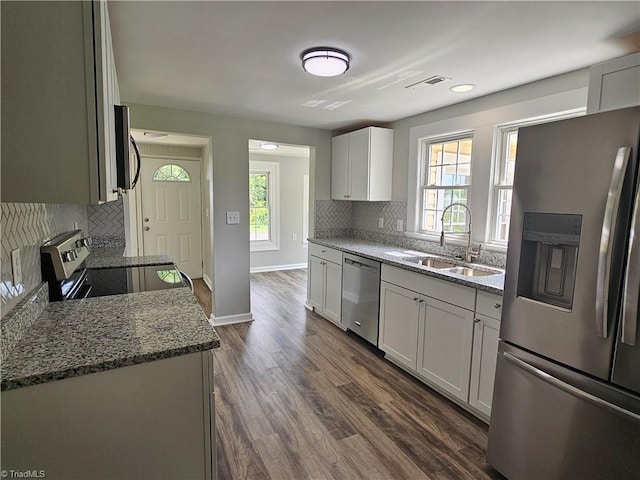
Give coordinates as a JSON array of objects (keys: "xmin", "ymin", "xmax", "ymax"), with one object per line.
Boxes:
[
  {"xmin": 418, "ymin": 298, "xmax": 474, "ymax": 401},
  {"xmin": 348, "ymin": 128, "xmax": 371, "ymax": 201},
  {"xmin": 379, "ymin": 281, "xmax": 421, "ymax": 370},
  {"xmin": 308, "ymin": 255, "xmax": 325, "ymax": 311},
  {"xmin": 469, "ymin": 314, "xmax": 500, "ymax": 417},
  {"xmin": 331, "ymin": 133, "xmax": 349, "ymax": 199},
  {"xmin": 323, "ymin": 261, "xmax": 343, "ymax": 324},
  {"xmin": 587, "ymin": 53, "xmax": 640, "ymax": 113}
]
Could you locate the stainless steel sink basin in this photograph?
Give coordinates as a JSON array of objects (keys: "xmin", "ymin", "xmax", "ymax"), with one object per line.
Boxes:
[
  {"xmin": 404, "ymin": 255, "xmax": 457, "ymax": 269},
  {"xmin": 419, "ymin": 258, "xmax": 457, "ymax": 269},
  {"xmin": 445, "ymin": 266, "xmax": 501, "ymax": 277}
]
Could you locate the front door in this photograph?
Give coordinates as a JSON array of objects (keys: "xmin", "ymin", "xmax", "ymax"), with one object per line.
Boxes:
[{"xmin": 140, "ymin": 157, "xmax": 203, "ymax": 279}]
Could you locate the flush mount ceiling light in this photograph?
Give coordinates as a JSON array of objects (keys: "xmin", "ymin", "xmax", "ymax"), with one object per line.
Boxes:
[
  {"xmin": 143, "ymin": 132, "xmax": 169, "ymax": 138},
  {"xmin": 301, "ymin": 47, "xmax": 350, "ymax": 77},
  {"xmin": 450, "ymin": 84, "xmax": 476, "ymax": 93},
  {"xmin": 260, "ymin": 142, "xmax": 279, "ymax": 150}
]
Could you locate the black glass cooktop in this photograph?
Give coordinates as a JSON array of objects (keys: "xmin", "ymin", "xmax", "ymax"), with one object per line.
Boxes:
[{"xmin": 86, "ymin": 264, "xmax": 186, "ymax": 298}]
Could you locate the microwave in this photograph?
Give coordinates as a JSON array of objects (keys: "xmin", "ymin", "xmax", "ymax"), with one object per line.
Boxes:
[{"xmin": 114, "ymin": 105, "xmax": 141, "ymax": 192}]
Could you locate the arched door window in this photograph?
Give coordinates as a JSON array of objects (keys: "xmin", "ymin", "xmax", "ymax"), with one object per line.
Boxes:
[{"xmin": 152, "ymin": 164, "xmax": 191, "ymax": 182}]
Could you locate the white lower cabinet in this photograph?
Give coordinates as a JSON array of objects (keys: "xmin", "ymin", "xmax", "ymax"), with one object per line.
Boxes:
[
  {"xmin": 417, "ymin": 298, "xmax": 474, "ymax": 402},
  {"xmin": 379, "ymin": 281, "xmax": 421, "ymax": 370},
  {"xmin": 1, "ymin": 351, "xmax": 216, "ymax": 479},
  {"xmin": 308, "ymin": 244, "xmax": 343, "ymax": 326},
  {"xmin": 468, "ymin": 291, "xmax": 503, "ymax": 418},
  {"xmin": 379, "ymin": 264, "xmax": 502, "ymax": 422}
]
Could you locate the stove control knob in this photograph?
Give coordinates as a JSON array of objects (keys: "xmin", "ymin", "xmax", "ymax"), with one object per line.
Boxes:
[
  {"xmin": 62, "ymin": 250, "xmax": 78, "ymax": 262},
  {"xmin": 75, "ymin": 237, "xmax": 92, "ymax": 248}
]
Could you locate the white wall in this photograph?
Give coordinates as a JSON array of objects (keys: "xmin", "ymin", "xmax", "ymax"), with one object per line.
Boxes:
[
  {"xmin": 249, "ymin": 152, "xmax": 309, "ymax": 272},
  {"xmin": 389, "ymin": 68, "xmax": 590, "ymax": 249},
  {"xmin": 127, "ymin": 103, "xmax": 331, "ymax": 323}
]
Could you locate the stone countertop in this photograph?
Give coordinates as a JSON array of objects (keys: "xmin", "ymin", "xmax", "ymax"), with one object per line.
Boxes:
[
  {"xmin": 309, "ymin": 237, "xmax": 504, "ymax": 295},
  {"xmin": 1, "ymin": 288, "xmax": 220, "ymax": 391},
  {"xmin": 85, "ymin": 247, "xmax": 173, "ymax": 269}
]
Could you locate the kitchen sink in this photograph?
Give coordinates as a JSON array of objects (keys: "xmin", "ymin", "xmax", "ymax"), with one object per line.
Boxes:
[
  {"xmin": 419, "ymin": 258, "xmax": 457, "ymax": 269},
  {"xmin": 404, "ymin": 255, "xmax": 457, "ymax": 269},
  {"xmin": 444, "ymin": 266, "xmax": 501, "ymax": 277}
]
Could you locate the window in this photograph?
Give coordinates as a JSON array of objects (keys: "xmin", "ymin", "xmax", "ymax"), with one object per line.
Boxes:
[
  {"xmin": 489, "ymin": 109, "xmax": 584, "ymax": 245},
  {"xmin": 491, "ymin": 127, "xmax": 517, "ymax": 243},
  {"xmin": 152, "ymin": 164, "xmax": 191, "ymax": 182},
  {"xmin": 249, "ymin": 161, "xmax": 279, "ymax": 251},
  {"xmin": 418, "ymin": 135, "xmax": 473, "ymax": 235}
]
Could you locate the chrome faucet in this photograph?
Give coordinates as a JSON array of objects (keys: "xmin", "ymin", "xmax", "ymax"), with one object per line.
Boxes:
[{"xmin": 440, "ymin": 202, "xmax": 482, "ymax": 262}]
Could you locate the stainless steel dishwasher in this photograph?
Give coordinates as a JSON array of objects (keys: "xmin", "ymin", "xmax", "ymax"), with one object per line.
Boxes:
[{"xmin": 342, "ymin": 253, "xmax": 381, "ymax": 346}]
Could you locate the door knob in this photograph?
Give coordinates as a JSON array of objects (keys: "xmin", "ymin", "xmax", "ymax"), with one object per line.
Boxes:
[
  {"xmin": 144, "ymin": 217, "xmax": 149, "ymax": 222},
  {"xmin": 144, "ymin": 226, "xmax": 150, "ymax": 231}
]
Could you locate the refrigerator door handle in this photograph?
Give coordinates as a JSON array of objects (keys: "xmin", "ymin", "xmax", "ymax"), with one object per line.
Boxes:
[
  {"xmin": 622, "ymin": 182, "xmax": 640, "ymax": 345},
  {"xmin": 596, "ymin": 147, "xmax": 631, "ymax": 338},
  {"xmin": 503, "ymin": 352, "xmax": 640, "ymax": 422}
]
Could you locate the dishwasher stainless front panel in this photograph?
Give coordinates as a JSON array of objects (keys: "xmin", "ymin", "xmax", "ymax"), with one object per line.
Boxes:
[{"xmin": 342, "ymin": 253, "xmax": 381, "ymax": 346}]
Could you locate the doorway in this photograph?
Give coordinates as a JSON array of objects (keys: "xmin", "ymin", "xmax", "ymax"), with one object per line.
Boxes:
[{"xmin": 140, "ymin": 157, "xmax": 203, "ymax": 278}]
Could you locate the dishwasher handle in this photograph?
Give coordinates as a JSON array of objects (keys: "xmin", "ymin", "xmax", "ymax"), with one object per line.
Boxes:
[{"xmin": 344, "ymin": 257, "xmax": 378, "ymax": 273}]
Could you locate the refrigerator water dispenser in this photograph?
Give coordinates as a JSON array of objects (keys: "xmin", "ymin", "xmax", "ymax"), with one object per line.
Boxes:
[{"xmin": 517, "ymin": 213, "xmax": 582, "ymax": 310}]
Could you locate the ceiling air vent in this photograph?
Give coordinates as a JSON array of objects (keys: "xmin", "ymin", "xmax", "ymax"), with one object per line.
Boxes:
[{"xmin": 405, "ymin": 75, "xmax": 450, "ymax": 90}]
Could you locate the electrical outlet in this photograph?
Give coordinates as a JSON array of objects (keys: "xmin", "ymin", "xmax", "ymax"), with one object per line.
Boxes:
[
  {"xmin": 74, "ymin": 221, "xmax": 79, "ymax": 230},
  {"xmin": 292, "ymin": 233, "xmax": 297, "ymax": 241},
  {"xmin": 226, "ymin": 211, "xmax": 240, "ymax": 225},
  {"xmin": 378, "ymin": 217, "xmax": 384, "ymax": 229},
  {"xmin": 11, "ymin": 249, "xmax": 22, "ymax": 285},
  {"xmin": 396, "ymin": 219, "xmax": 404, "ymax": 232}
]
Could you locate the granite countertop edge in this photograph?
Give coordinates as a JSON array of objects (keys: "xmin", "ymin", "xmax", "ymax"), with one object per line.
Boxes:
[
  {"xmin": 1, "ymin": 341, "xmax": 218, "ymax": 391},
  {"xmin": 309, "ymin": 237, "xmax": 504, "ymax": 295}
]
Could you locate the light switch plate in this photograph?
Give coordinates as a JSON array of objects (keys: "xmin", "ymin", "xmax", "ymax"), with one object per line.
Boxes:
[
  {"xmin": 226, "ymin": 211, "xmax": 240, "ymax": 225},
  {"xmin": 11, "ymin": 249, "xmax": 22, "ymax": 285},
  {"xmin": 396, "ymin": 219, "xmax": 404, "ymax": 232},
  {"xmin": 378, "ymin": 217, "xmax": 384, "ymax": 228}
]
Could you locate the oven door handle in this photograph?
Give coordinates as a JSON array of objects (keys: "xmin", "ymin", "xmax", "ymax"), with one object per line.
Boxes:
[{"xmin": 180, "ymin": 270, "xmax": 194, "ymax": 293}]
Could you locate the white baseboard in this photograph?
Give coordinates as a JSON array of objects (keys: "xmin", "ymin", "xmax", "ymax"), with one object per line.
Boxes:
[
  {"xmin": 202, "ymin": 274, "xmax": 212, "ymax": 290},
  {"xmin": 250, "ymin": 263, "xmax": 307, "ymax": 273},
  {"xmin": 209, "ymin": 312, "xmax": 254, "ymax": 327}
]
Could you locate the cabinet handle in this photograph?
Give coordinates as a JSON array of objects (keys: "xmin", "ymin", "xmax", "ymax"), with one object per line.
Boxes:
[
  {"xmin": 322, "ymin": 250, "xmax": 326, "ymax": 253},
  {"xmin": 494, "ymin": 303, "xmax": 502, "ymax": 309},
  {"xmin": 413, "ymin": 297, "xmax": 419, "ymax": 302},
  {"xmin": 419, "ymin": 299, "xmax": 424, "ymax": 303},
  {"xmin": 474, "ymin": 318, "xmax": 481, "ymax": 323}
]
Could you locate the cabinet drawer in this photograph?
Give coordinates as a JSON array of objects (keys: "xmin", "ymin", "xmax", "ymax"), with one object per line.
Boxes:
[
  {"xmin": 381, "ymin": 264, "xmax": 475, "ymax": 311},
  {"xmin": 476, "ymin": 290, "xmax": 503, "ymax": 320},
  {"xmin": 309, "ymin": 243, "xmax": 343, "ymax": 264}
]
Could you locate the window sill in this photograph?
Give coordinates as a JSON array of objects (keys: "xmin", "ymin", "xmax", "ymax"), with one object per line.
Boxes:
[
  {"xmin": 250, "ymin": 242, "xmax": 280, "ymax": 253},
  {"xmin": 405, "ymin": 231, "xmax": 471, "ymax": 247}
]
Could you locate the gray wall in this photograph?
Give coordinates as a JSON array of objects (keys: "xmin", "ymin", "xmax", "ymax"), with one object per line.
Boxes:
[
  {"xmin": 127, "ymin": 103, "xmax": 331, "ymax": 320},
  {"xmin": 249, "ymin": 152, "xmax": 309, "ymax": 271},
  {"xmin": 1, "ymin": 203, "xmax": 88, "ymax": 316}
]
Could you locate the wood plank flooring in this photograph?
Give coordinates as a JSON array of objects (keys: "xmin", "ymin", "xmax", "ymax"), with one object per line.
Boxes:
[{"xmin": 197, "ymin": 271, "xmax": 504, "ymax": 480}]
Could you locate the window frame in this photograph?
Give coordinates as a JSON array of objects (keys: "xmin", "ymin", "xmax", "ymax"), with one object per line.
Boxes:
[
  {"xmin": 416, "ymin": 131, "xmax": 474, "ymax": 241},
  {"xmin": 249, "ymin": 160, "xmax": 280, "ymax": 252}
]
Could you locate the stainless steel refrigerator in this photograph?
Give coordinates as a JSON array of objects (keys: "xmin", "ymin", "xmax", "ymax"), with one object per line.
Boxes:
[{"xmin": 487, "ymin": 106, "xmax": 640, "ymax": 479}]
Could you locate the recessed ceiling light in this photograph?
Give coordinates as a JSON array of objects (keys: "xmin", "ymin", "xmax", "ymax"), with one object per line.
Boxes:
[
  {"xmin": 143, "ymin": 132, "xmax": 169, "ymax": 138},
  {"xmin": 301, "ymin": 47, "xmax": 350, "ymax": 77},
  {"xmin": 450, "ymin": 84, "xmax": 475, "ymax": 93},
  {"xmin": 260, "ymin": 142, "xmax": 279, "ymax": 150}
]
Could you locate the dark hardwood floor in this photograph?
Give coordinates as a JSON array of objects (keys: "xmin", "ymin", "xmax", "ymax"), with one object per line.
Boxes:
[{"xmin": 195, "ymin": 271, "xmax": 503, "ymax": 480}]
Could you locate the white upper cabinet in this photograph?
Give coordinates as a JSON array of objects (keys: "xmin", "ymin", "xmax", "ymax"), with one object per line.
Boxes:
[
  {"xmin": 587, "ymin": 53, "xmax": 640, "ymax": 114},
  {"xmin": 331, "ymin": 127, "xmax": 393, "ymax": 201},
  {"xmin": 1, "ymin": 0, "xmax": 120, "ymax": 204}
]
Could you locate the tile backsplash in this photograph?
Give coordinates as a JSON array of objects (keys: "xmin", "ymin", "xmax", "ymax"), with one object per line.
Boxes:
[
  {"xmin": 1, "ymin": 203, "xmax": 88, "ymax": 317},
  {"xmin": 87, "ymin": 197, "xmax": 125, "ymax": 247},
  {"xmin": 314, "ymin": 199, "xmax": 506, "ymax": 268}
]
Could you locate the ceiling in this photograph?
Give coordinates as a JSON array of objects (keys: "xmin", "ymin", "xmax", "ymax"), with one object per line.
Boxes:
[{"xmin": 108, "ymin": 1, "xmax": 640, "ymax": 131}]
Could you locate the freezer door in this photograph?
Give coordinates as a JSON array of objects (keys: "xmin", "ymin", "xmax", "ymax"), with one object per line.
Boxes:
[
  {"xmin": 488, "ymin": 342, "xmax": 640, "ymax": 480},
  {"xmin": 613, "ymin": 177, "xmax": 640, "ymax": 394},
  {"xmin": 502, "ymin": 106, "xmax": 640, "ymax": 379}
]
